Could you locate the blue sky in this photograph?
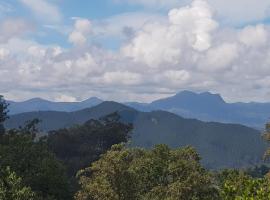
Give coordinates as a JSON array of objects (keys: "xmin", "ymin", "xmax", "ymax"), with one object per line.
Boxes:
[{"xmin": 0, "ymin": 0, "xmax": 270, "ymax": 103}]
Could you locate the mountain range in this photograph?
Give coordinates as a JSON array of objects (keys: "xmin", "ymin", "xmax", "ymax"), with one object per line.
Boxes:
[
  {"xmin": 127, "ymin": 91, "xmax": 270, "ymax": 129},
  {"xmin": 7, "ymin": 97, "xmax": 103, "ymax": 114},
  {"xmin": 5, "ymin": 101, "xmax": 267, "ymax": 169},
  {"xmin": 7, "ymin": 91, "xmax": 270, "ymax": 128}
]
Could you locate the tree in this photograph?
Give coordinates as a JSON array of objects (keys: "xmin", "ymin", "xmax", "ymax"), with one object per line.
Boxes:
[
  {"xmin": 0, "ymin": 120, "xmax": 72, "ymax": 200},
  {"xmin": 47, "ymin": 112, "xmax": 133, "ymax": 177},
  {"xmin": 75, "ymin": 144, "xmax": 219, "ymax": 200},
  {"xmin": 218, "ymin": 169, "xmax": 270, "ymax": 200},
  {"xmin": 0, "ymin": 95, "xmax": 8, "ymax": 134},
  {"xmin": 263, "ymin": 122, "xmax": 270, "ymax": 161},
  {"xmin": 0, "ymin": 167, "xmax": 36, "ymax": 200}
]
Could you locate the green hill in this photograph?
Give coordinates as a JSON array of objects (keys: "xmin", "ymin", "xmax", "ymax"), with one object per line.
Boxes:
[{"xmin": 5, "ymin": 101, "xmax": 268, "ymax": 169}]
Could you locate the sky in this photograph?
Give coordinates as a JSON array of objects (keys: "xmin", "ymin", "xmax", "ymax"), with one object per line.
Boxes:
[{"xmin": 0, "ymin": 0, "xmax": 270, "ymax": 103}]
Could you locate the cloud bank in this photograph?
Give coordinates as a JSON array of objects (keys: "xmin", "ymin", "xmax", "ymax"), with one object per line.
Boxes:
[{"xmin": 0, "ymin": 0, "xmax": 270, "ymax": 103}]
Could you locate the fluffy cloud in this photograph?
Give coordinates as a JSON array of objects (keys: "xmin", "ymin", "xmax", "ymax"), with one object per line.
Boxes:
[
  {"xmin": 0, "ymin": 18, "xmax": 32, "ymax": 43},
  {"xmin": 69, "ymin": 18, "xmax": 92, "ymax": 46},
  {"xmin": 115, "ymin": 0, "xmax": 270, "ymax": 24},
  {"xmin": 19, "ymin": 0, "xmax": 62, "ymax": 23},
  {"xmin": 122, "ymin": 0, "xmax": 218, "ymax": 67},
  {"xmin": 55, "ymin": 95, "xmax": 77, "ymax": 102},
  {"xmin": 239, "ymin": 25, "xmax": 268, "ymax": 47},
  {"xmin": 1, "ymin": 0, "xmax": 270, "ymax": 103},
  {"xmin": 207, "ymin": 0, "xmax": 270, "ymax": 24},
  {"xmin": 199, "ymin": 43, "xmax": 238, "ymax": 71}
]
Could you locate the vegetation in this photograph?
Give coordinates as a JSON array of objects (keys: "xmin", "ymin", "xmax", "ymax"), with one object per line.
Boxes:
[
  {"xmin": 0, "ymin": 95, "xmax": 8, "ymax": 134},
  {"xmin": 1, "ymin": 96, "xmax": 270, "ymax": 199},
  {"xmin": 218, "ymin": 170, "xmax": 270, "ymax": 200},
  {"xmin": 0, "ymin": 167, "xmax": 36, "ymax": 200},
  {"xmin": 75, "ymin": 144, "xmax": 219, "ymax": 200},
  {"xmin": 6, "ymin": 102, "xmax": 265, "ymax": 169},
  {"xmin": 47, "ymin": 112, "xmax": 133, "ymax": 177},
  {"xmin": 0, "ymin": 120, "xmax": 72, "ymax": 200}
]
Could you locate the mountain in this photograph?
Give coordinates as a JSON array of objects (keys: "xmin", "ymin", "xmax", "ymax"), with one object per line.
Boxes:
[
  {"xmin": 126, "ymin": 91, "xmax": 270, "ymax": 129},
  {"xmin": 7, "ymin": 90, "xmax": 270, "ymax": 128},
  {"xmin": 5, "ymin": 102, "xmax": 267, "ymax": 169},
  {"xmin": 7, "ymin": 97, "xmax": 103, "ymax": 114}
]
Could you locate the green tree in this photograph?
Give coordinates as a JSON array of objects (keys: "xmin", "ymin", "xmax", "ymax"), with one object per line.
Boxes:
[
  {"xmin": 0, "ymin": 120, "xmax": 72, "ymax": 200},
  {"xmin": 75, "ymin": 144, "xmax": 219, "ymax": 200},
  {"xmin": 0, "ymin": 167, "xmax": 36, "ymax": 200},
  {"xmin": 0, "ymin": 95, "xmax": 8, "ymax": 134},
  {"xmin": 218, "ymin": 169, "xmax": 270, "ymax": 200},
  {"xmin": 263, "ymin": 122, "xmax": 270, "ymax": 160},
  {"xmin": 48, "ymin": 112, "xmax": 133, "ymax": 177}
]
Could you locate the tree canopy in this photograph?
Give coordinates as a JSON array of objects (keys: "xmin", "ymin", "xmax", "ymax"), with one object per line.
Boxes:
[
  {"xmin": 0, "ymin": 120, "xmax": 72, "ymax": 200},
  {"xmin": 0, "ymin": 167, "xmax": 36, "ymax": 200},
  {"xmin": 0, "ymin": 95, "xmax": 8, "ymax": 134},
  {"xmin": 75, "ymin": 144, "xmax": 219, "ymax": 200},
  {"xmin": 1, "ymin": 96, "xmax": 270, "ymax": 200},
  {"xmin": 47, "ymin": 112, "xmax": 133, "ymax": 177}
]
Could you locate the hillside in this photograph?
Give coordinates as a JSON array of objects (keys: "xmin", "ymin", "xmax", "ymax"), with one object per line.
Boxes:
[
  {"xmin": 7, "ymin": 97, "xmax": 103, "ymax": 114},
  {"xmin": 5, "ymin": 101, "xmax": 267, "ymax": 169},
  {"xmin": 9, "ymin": 91, "xmax": 270, "ymax": 129},
  {"xmin": 127, "ymin": 91, "xmax": 270, "ymax": 129}
]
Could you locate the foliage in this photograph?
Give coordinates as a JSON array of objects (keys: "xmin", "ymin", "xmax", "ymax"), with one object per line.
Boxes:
[
  {"xmin": 0, "ymin": 167, "xmax": 36, "ymax": 200},
  {"xmin": 0, "ymin": 120, "xmax": 72, "ymax": 200},
  {"xmin": 0, "ymin": 95, "xmax": 8, "ymax": 134},
  {"xmin": 246, "ymin": 165, "xmax": 270, "ymax": 178},
  {"xmin": 47, "ymin": 112, "xmax": 133, "ymax": 177},
  {"xmin": 263, "ymin": 122, "xmax": 270, "ymax": 160},
  {"xmin": 75, "ymin": 144, "xmax": 219, "ymax": 200},
  {"xmin": 217, "ymin": 169, "xmax": 270, "ymax": 200}
]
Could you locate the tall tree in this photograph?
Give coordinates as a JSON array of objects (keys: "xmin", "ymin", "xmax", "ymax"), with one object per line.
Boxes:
[
  {"xmin": 0, "ymin": 167, "xmax": 36, "ymax": 200},
  {"xmin": 75, "ymin": 144, "xmax": 219, "ymax": 200},
  {"xmin": 0, "ymin": 95, "xmax": 8, "ymax": 134},
  {"xmin": 263, "ymin": 122, "xmax": 270, "ymax": 161},
  {"xmin": 0, "ymin": 120, "xmax": 72, "ymax": 200},
  {"xmin": 48, "ymin": 112, "xmax": 133, "ymax": 177},
  {"xmin": 218, "ymin": 169, "xmax": 270, "ymax": 200}
]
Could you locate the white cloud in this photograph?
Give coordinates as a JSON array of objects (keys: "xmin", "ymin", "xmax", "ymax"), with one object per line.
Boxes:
[
  {"xmin": 163, "ymin": 70, "xmax": 191, "ymax": 86},
  {"xmin": 55, "ymin": 95, "xmax": 77, "ymax": 102},
  {"xmin": 102, "ymin": 71, "xmax": 142, "ymax": 85},
  {"xmin": 200, "ymin": 43, "xmax": 238, "ymax": 71},
  {"xmin": 2, "ymin": 0, "xmax": 270, "ymax": 103},
  {"xmin": 19, "ymin": 0, "xmax": 62, "ymax": 23},
  {"xmin": 115, "ymin": 0, "xmax": 270, "ymax": 24},
  {"xmin": 122, "ymin": 0, "xmax": 218, "ymax": 67},
  {"xmin": 92, "ymin": 12, "xmax": 165, "ymax": 39},
  {"xmin": 207, "ymin": 0, "xmax": 270, "ymax": 24},
  {"xmin": 0, "ymin": 18, "xmax": 32, "ymax": 43},
  {"xmin": 239, "ymin": 24, "xmax": 268, "ymax": 47},
  {"xmin": 0, "ymin": 48, "xmax": 9, "ymax": 60},
  {"xmin": 69, "ymin": 18, "xmax": 92, "ymax": 46}
]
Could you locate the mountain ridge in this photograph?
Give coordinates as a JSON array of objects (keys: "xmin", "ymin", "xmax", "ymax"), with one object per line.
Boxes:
[
  {"xmin": 5, "ymin": 101, "xmax": 267, "ymax": 169},
  {"xmin": 6, "ymin": 91, "xmax": 270, "ymax": 128}
]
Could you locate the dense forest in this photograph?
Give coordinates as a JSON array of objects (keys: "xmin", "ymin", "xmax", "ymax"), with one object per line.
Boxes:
[{"xmin": 1, "ymin": 95, "xmax": 270, "ymax": 200}]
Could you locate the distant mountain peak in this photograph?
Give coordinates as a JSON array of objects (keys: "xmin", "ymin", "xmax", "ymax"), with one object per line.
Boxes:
[
  {"xmin": 175, "ymin": 91, "xmax": 225, "ymax": 103},
  {"xmin": 25, "ymin": 98, "xmax": 50, "ymax": 103},
  {"xmin": 82, "ymin": 97, "xmax": 103, "ymax": 103},
  {"xmin": 199, "ymin": 92, "xmax": 225, "ymax": 103}
]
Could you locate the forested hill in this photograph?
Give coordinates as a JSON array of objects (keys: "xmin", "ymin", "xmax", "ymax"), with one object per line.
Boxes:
[
  {"xmin": 126, "ymin": 91, "xmax": 270, "ymax": 129},
  {"xmin": 8, "ymin": 91, "xmax": 270, "ymax": 129},
  {"xmin": 5, "ymin": 101, "xmax": 267, "ymax": 169}
]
